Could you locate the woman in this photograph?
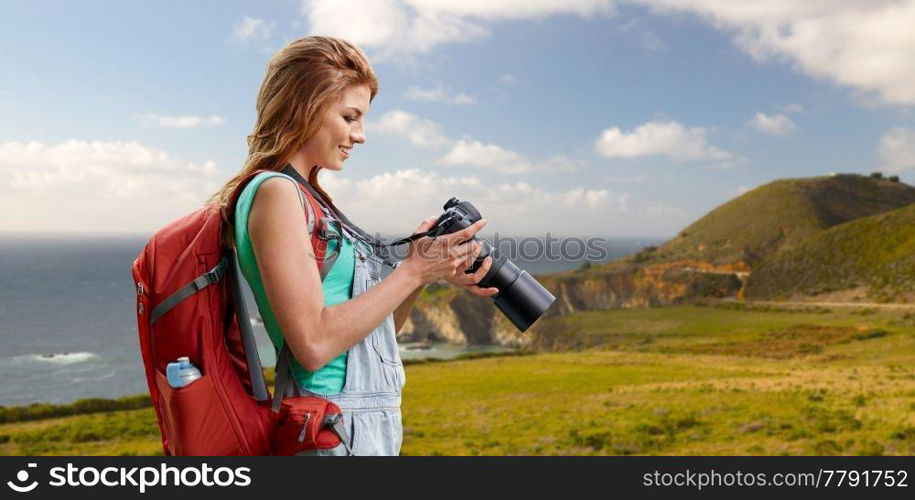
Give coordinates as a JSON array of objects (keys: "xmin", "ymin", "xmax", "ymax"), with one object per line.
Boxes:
[{"xmin": 209, "ymin": 36, "xmax": 498, "ymax": 456}]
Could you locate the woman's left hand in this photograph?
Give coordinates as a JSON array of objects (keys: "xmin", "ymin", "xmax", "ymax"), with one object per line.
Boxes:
[
  {"xmin": 407, "ymin": 216, "xmax": 498, "ymax": 297},
  {"xmin": 447, "ymin": 253, "xmax": 499, "ymax": 297}
]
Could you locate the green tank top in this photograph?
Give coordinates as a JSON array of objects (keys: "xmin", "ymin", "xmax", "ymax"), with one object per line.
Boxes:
[{"xmin": 234, "ymin": 172, "xmax": 354, "ymax": 395}]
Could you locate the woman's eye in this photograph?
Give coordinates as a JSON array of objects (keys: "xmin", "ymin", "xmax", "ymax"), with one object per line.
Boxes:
[{"xmin": 344, "ymin": 115, "xmax": 356, "ymax": 123}]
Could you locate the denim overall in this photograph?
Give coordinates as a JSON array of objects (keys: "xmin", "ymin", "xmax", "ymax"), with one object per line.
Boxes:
[{"xmin": 296, "ymin": 238, "xmax": 406, "ymax": 456}]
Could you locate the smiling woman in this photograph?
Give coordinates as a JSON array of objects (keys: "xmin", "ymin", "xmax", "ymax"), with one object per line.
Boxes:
[{"xmin": 205, "ymin": 36, "xmax": 496, "ymax": 456}]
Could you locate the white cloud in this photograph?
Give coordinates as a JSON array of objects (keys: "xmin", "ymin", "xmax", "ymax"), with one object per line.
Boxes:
[
  {"xmin": 440, "ymin": 139, "xmax": 532, "ymax": 174},
  {"xmin": 736, "ymin": 185, "xmax": 751, "ymax": 195},
  {"xmin": 370, "ymin": 110, "xmax": 451, "ymax": 149},
  {"xmin": 304, "ymin": 0, "xmax": 481, "ymax": 58},
  {"xmin": 748, "ymin": 112, "xmax": 797, "ymax": 136},
  {"xmin": 232, "ymin": 16, "xmax": 275, "ymax": 42},
  {"xmin": 559, "ymin": 187, "xmax": 613, "ymax": 209},
  {"xmin": 594, "ymin": 119, "xmax": 731, "ymax": 161},
  {"xmin": 372, "ymin": 110, "xmax": 582, "ymax": 174},
  {"xmin": 404, "ymin": 85, "xmax": 476, "ymax": 105},
  {"xmin": 782, "ymin": 103, "xmax": 804, "ymax": 113},
  {"xmin": 878, "ymin": 127, "xmax": 915, "ymax": 173},
  {"xmin": 320, "ymin": 167, "xmax": 621, "ymax": 236},
  {"xmin": 303, "ymin": 0, "xmax": 616, "ymax": 59},
  {"xmin": 0, "ymin": 140, "xmax": 221, "ymax": 233},
  {"xmin": 633, "ymin": 0, "xmax": 915, "ymax": 106},
  {"xmin": 406, "ymin": 0, "xmax": 616, "ymax": 18},
  {"xmin": 293, "ymin": 1, "xmax": 915, "ymax": 105},
  {"xmin": 439, "ymin": 139, "xmax": 582, "ymax": 174},
  {"xmin": 136, "ymin": 114, "xmax": 226, "ymax": 128}
]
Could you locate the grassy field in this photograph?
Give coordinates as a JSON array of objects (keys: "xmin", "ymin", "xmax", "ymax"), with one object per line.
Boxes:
[{"xmin": 2, "ymin": 304, "xmax": 914, "ymax": 456}]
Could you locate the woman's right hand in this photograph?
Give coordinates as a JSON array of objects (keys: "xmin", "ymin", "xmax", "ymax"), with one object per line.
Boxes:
[{"xmin": 398, "ymin": 217, "xmax": 487, "ymax": 285}]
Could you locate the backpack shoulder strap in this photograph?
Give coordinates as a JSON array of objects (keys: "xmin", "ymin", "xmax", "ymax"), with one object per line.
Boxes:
[
  {"xmin": 303, "ymin": 193, "xmax": 316, "ymax": 234},
  {"xmin": 302, "ymin": 187, "xmax": 341, "ymax": 281},
  {"xmin": 274, "ymin": 168, "xmax": 340, "ymax": 281}
]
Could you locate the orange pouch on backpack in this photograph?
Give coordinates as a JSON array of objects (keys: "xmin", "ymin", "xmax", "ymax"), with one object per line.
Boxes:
[{"xmin": 273, "ymin": 397, "xmax": 347, "ymax": 455}]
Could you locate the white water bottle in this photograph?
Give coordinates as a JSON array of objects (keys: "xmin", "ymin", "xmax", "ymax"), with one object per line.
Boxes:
[{"xmin": 166, "ymin": 356, "xmax": 202, "ymax": 388}]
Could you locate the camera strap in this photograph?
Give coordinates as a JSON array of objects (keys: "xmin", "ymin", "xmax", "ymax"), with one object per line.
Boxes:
[{"xmin": 388, "ymin": 212, "xmax": 459, "ymax": 244}]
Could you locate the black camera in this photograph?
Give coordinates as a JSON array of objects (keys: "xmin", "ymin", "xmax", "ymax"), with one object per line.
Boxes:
[{"xmin": 427, "ymin": 197, "xmax": 556, "ymax": 332}]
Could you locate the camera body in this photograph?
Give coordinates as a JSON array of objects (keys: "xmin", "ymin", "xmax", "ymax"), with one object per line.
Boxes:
[
  {"xmin": 427, "ymin": 197, "xmax": 556, "ymax": 332},
  {"xmin": 428, "ymin": 197, "xmax": 491, "ymax": 274}
]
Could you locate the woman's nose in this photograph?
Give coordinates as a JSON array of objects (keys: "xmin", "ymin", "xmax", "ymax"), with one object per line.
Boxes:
[{"xmin": 351, "ymin": 123, "xmax": 365, "ymax": 144}]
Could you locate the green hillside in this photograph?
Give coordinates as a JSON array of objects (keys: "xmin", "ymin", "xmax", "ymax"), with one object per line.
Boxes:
[
  {"xmin": 747, "ymin": 202, "xmax": 915, "ymax": 301},
  {"xmin": 633, "ymin": 174, "xmax": 915, "ymax": 267}
]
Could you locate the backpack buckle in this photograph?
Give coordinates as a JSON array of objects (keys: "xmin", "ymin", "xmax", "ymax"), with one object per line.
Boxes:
[
  {"xmin": 205, "ymin": 266, "xmax": 224, "ymax": 284},
  {"xmin": 191, "ymin": 260, "xmax": 227, "ymax": 290}
]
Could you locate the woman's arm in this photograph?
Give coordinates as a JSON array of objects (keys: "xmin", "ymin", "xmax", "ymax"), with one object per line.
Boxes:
[{"xmin": 248, "ymin": 178, "xmax": 483, "ymax": 371}]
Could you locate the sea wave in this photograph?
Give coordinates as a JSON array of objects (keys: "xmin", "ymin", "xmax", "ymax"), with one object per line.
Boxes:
[
  {"xmin": 21, "ymin": 352, "xmax": 101, "ymax": 365},
  {"xmin": 71, "ymin": 369, "xmax": 116, "ymax": 384}
]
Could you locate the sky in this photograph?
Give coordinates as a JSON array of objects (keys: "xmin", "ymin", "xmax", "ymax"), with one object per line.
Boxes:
[{"xmin": 1, "ymin": 0, "xmax": 914, "ymax": 238}]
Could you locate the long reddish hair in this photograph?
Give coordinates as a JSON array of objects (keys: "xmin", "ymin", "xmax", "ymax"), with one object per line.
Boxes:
[{"xmin": 209, "ymin": 36, "xmax": 378, "ymax": 215}]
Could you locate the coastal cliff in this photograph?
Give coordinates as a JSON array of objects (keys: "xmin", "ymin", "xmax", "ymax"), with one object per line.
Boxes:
[{"xmin": 398, "ymin": 260, "xmax": 745, "ymax": 348}]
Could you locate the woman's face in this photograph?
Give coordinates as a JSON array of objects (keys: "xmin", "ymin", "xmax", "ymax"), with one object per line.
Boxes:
[{"xmin": 299, "ymin": 84, "xmax": 371, "ymax": 172}]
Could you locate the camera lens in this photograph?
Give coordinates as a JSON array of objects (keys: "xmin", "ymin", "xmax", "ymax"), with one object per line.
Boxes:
[
  {"xmin": 478, "ymin": 253, "xmax": 555, "ymax": 332},
  {"xmin": 493, "ymin": 271, "xmax": 556, "ymax": 332}
]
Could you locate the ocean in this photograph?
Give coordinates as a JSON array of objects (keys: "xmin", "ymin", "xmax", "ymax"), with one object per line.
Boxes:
[{"xmin": 0, "ymin": 233, "xmax": 662, "ymax": 406}]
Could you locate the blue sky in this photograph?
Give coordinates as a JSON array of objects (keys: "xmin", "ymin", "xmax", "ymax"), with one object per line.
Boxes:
[{"xmin": 2, "ymin": 0, "xmax": 914, "ymax": 237}]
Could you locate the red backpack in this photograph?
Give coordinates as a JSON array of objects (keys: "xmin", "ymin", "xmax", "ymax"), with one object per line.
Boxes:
[{"xmin": 132, "ymin": 168, "xmax": 350, "ymax": 456}]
